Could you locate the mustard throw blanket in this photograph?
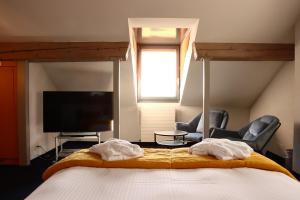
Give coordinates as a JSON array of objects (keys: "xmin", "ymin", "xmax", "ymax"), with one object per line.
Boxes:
[{"xmin": 43, "ymin": 148, "xmax": 295, "ymax": 180}]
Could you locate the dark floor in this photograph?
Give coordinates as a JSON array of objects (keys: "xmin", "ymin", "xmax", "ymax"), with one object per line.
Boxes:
[
  {"xmin": 0, "ymin": 141, "xmax": 297, "ymax": 200},
  {"xmin": 0, "ymin": 153, "xmax": 54, "ymax": 200},
  {"xmin": 0, "ymin": 141, "xmax": 173, "ymax": 200}
]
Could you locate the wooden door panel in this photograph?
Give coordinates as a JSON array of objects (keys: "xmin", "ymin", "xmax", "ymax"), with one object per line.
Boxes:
[
  {"xmin": 0, "ymin": 66, "xmax": 18, "ymax": 163},
  {"xmin": 0, "ymin": 61, "xmax": 17, "ymax": 67}
]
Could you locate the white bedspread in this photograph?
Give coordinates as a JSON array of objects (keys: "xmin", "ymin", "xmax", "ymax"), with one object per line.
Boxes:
[{"xmin": 26, "ymin": 167, "xmax": 300, "ymax": 200}]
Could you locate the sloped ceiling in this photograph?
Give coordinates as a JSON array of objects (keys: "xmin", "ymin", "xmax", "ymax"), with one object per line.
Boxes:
[
  {"xmin": 181, "ymin": 60, "xmax": 283, "ymax": 108},
  {"xmin": 0, "ymin": 0, "xmax": 299, "ymax": 43},
  {"xmin": 1, "ymin": 0, "xmax": 299, "ymax": 108},
  {"xmin": 42, "ymin": 62, "xmax": 113, "ymax": 91}
]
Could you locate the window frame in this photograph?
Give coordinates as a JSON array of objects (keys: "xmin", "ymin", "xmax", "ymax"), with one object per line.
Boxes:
[{"xmin": 137, "ymin": 45, "xmax": 180, "ymax": 102}]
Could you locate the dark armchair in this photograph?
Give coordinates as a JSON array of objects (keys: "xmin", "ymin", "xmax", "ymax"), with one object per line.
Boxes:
[
  {"xmin": 176, "ymin": 110, "xmax": 229, "ymax": 142},
  {"xmin": 210, "ymin": 115, "xmax": 281, "ymax": 152}
]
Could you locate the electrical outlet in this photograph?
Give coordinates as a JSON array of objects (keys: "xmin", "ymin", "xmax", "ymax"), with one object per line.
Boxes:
[{"xmin": 35, "ymin": 145, "xmax": 47, "ymax": 153}]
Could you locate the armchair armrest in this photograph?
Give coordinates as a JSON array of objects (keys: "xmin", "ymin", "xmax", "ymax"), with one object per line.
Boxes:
[
  {"xmin": 210, "ymin": 128, "xmax": 241, "ymax": 139},
  {"xmin": 176, "ymin": 122, "xmax": 193, "ymax": 132}
]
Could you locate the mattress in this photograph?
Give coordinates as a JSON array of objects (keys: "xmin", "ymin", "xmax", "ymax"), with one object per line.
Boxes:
[{"xmin": 26, "ymin": 167, "xmax": 300, "ymax": 200}]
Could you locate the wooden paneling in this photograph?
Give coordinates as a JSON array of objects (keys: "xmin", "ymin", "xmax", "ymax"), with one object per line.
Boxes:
[
  {"xmin": 0, "ymin": 42, "xmax": 129, "ymax": 62},
  {"xmin": 193, "ymin": 43, "xmax": 294, "ymax": 61},
  {"xmin": 0, "ymin": 63, "xmax": 18, "ymax": 164}
]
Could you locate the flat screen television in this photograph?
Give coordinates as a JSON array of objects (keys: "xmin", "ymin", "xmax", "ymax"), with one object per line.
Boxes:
[{"xmin": 43, "ymin": 91, "xmax": 113, "ymax": 133}]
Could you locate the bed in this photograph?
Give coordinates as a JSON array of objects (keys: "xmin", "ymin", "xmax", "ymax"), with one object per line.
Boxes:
[{"xmin": 26, "ymin": 148, "xmax": 300, "ymax": 200}]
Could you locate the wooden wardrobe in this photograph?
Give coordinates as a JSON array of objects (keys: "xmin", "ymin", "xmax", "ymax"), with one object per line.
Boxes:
[{"xmin": 0, "ymin": 61, "xmax": 19, "ymax": 164}]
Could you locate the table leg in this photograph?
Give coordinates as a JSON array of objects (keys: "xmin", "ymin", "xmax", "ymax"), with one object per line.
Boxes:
[
  {"xmin": 60, "ymin": 138, "xmax": 63, "ymax": 153},
  {"xmin": 154, "ymin": 134, "xmax": 157, "ymax": 144},
  {"xmin": 55, "ymin": 136, "xmax": 58, "ymax": 161}
]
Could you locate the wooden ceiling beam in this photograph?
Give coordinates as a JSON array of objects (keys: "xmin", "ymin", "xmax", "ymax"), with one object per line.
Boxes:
[
  {"xmin": 0, "ymin": 42, "xmax": 129, "ymax": 62},
  {"xmin": 193, "ymin": 42, "xmax": 294, "ymax": 61}
]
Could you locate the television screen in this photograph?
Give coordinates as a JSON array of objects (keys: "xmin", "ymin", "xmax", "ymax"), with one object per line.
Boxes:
[{"xmin": 43, "ymin": 91, "xmax": 113, "ymax": 132}]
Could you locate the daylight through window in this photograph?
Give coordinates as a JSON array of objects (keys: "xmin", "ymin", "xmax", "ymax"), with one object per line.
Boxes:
[{"xmin": 139, "ymin": 47, "xmax": 179, "ymax": 101}]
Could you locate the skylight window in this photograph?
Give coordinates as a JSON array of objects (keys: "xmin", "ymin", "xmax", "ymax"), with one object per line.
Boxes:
[{"xmin": 138, "ymin": 47, "xmax": 179, "ymax": 101}]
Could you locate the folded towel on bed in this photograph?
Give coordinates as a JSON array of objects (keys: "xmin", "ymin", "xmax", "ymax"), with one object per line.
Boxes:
[
  {"xmin": 90, "ymin": 139, "xmax": 144, "ymax": 161},
  {"xmin": 189, "ymin": 138, "xmax": 253, "ymax": 160}
]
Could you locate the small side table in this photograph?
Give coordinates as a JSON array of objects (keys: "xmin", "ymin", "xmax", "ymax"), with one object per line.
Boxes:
[
  {"xmin": 154, "ymin": 130, "xmax": 188, "ymax": 146},
  {"xmin": 55, "ymin": 132, "xmax": 101, "ymax": 161}
]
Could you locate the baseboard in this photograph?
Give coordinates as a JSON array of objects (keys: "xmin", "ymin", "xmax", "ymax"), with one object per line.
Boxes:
[{"xmin": 31, "ymin": 148, "xmax": 56, "ymax": 164}]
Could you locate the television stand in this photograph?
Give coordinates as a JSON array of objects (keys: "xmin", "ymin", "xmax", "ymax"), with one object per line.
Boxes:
[{"xmin": 55, "ymin": 132, "xmax": 101, "ymax": 161}]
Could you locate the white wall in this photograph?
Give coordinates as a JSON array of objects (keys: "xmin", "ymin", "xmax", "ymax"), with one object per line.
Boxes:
[
  {"xmin": 250, "ymin": 62, "xmax": 294, "ymax": 157},
  {"xmin": 181, "ymin": 60, "xmax": 282, "ymax": 108},
  {"xmin": 43, "ymin": 62, "xmax": 113, "ymax": 91},
  {"xmin": 41, "ymin": 61, "xmax": 140, "ymax": 142},
  {"xmin": 121, "ymin": 103, "xmax": 250, "ymax": 142},
  {"xmin": 294, "ymin": 19, "xmax": 300, "ymax": 173},
  {"xmin": 176, "ymin": 105, "xmax": 249, "ymax": 131},
  {"xmin": 43, "ymin": 62, "xmax": 115, "ymax": 141},
  {"xmin": 140, "ymin": 103, "xmax": 177, "ymax": 142},
  {"xmin": 100, "ymin": 58, "xmax": 141, "ymax": 142},
  {"xmin": 120, "ymin": 58, "xmax": 140, "ymax": 142},
  {"xmin": 29, "ymin": 63, "xmax": 58, "ymax": 160}
]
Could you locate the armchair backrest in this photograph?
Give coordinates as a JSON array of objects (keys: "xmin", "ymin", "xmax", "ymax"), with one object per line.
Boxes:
[
  {"xmin": 196, "ymin": 110, "xmax": 229, "ymax": 132},
  {"xmin": 240, "ymin": 115, "xmax": 280, "ymax": 151}
]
